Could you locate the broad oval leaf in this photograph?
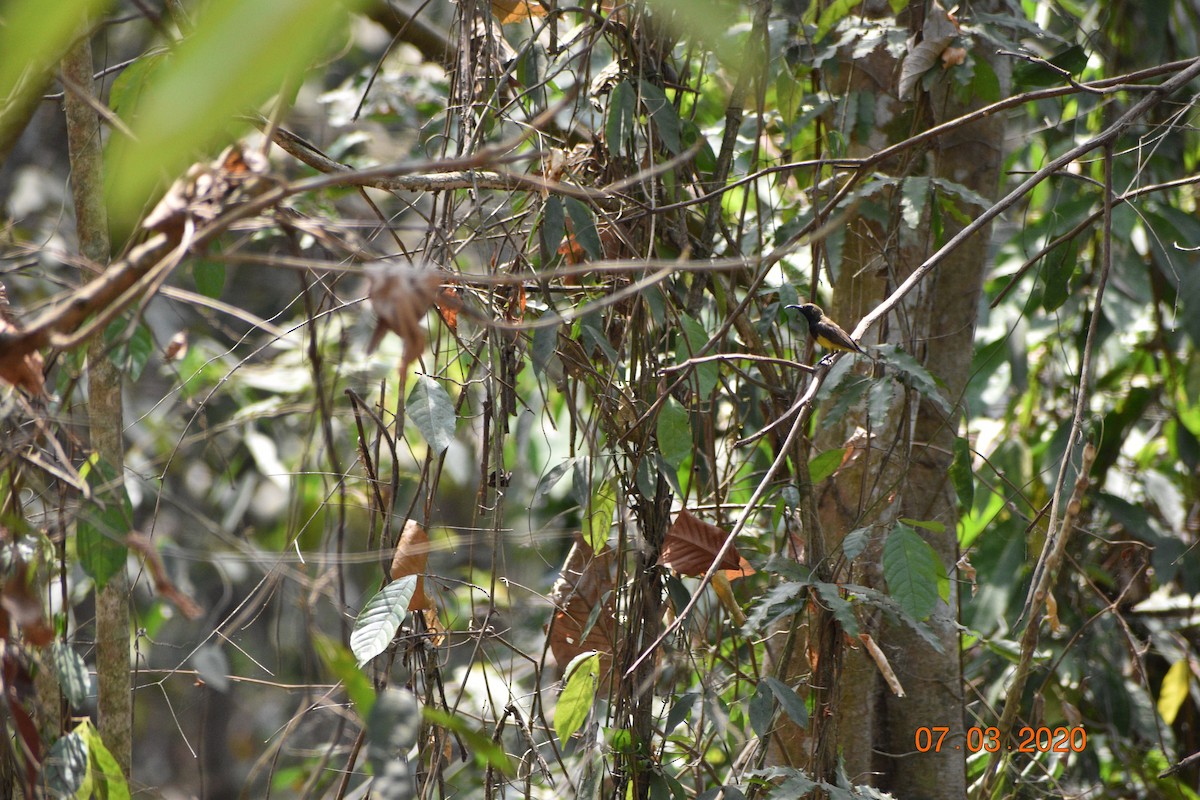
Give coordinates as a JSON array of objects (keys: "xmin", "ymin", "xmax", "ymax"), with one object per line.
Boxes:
[
  {"xmin": 351, "ymin": 575, "xmax": 418, "ymax": 667},
  {"xmin": 583, "ymin": 480, "xmax": 616, "ymax": 553},
  {"xmin": 44, "ymin": 731, "xmax": 88, "ymax": 798},
  {"xmin": 51, "ymin": 642, "xmax": 92, "ymax": 708},
  {"xmin": 882, "ymin": 524, "xmax": 940, "ymax": 621},
  {"xmin": 407, "ymin": 375, "xmax": 456, "ymax": 455},
  {"xmin": 555, "ymin": 651, "xmax": 600, "ymax": 745},
  {"xmin": 77, "ymin": 455, "xmax": 131, "ymax": 592},
  {"xmin": 656, "ymin": 398, "xmax": 692, "ymax": 471}
]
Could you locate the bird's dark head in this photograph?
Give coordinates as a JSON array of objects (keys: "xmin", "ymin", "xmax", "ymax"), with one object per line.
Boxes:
[{"xmin": 785, "ymin": 303, "xmax": 824, "ymax": 323}]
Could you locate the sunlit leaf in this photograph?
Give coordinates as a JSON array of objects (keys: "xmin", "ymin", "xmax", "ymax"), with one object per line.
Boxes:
[
  {"xmin": 351, "ymin": 575, "xmax": 418, "ymax": 667},
  {"xmin": 583, "ymin": 479, "xmax": 616, "ymax": 553},
  {"xmin": 78, "ymin": 720, "xmax": 130, "ymax": 800},
  {"xmin": 1158, "ymin": 659, "xmax": 1191, "ymax": 725},
  {"xmin": 106, "ymin": 0, "xmax": 366, "ymax": 228},
  {"xmin": 555, "ymin": 651, "xmax": 600, "ymax": 745},
  {"xmin": 408, "ymin": 376, "xmax": 456, "ymax": 455}
]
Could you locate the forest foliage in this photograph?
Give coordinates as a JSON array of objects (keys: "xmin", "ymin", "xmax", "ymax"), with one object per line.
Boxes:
[{"xmin": 1, "ymin": 0, "xmax": 1200, "ymax": 798}]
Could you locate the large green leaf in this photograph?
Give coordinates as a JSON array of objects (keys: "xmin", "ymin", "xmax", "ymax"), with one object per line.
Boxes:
[
  {"xmin": 105, "ymin": 0, "xmax": 365, "ymax": 228},
  {"xmin": 583, "ymin": 479, "xmax": 616, "ymax": 553},
  {"xmin": 407, "ymin": 376, "xmax": 456, "ymax": 455},
  {"xmin": 555, "ymin": 651, "xmax": 600, "ymax": 745},
  {"xmin": 52, "ymin": 642, "xmax": 92, "ymax": 709},
  {"xmin": 605, "ymin": 80, "xmax": 636, "ymax": 157},
  {"xmin": 78, "ymin": 721, "xmax": 130, "ymax": 800},
  {"xmin": 656, "ymin": 398, "xmax": 692, "ymax": 471},
  {"xmin": 313, "ymin": 632, "xmax": 376, "ymax": 720},
  {"xmin": 0, "ymin": 0, "xmax": 111, "ymax": 125},
  {"xmin": 77, "ymin": 456, "xmax": 130, "ymax": 592},
  {"xmin": 882, "ymin": 524, "xmax": 940, "ymax": 621},
  {"xmin": 350, "ymin": 575, "xmax": 418, "ymax": 667}
]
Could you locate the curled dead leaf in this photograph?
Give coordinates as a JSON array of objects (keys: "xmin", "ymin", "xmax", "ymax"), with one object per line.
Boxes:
[
  {"xmin": 390, "ymin": 519, "xmax": 433, "ymax": 610},
  {"xmin": 659, "ymin": 508, "xmax": 753, "ymax": 581},
  {"xmin": 491, "ymin": 0, "xmax": 547, "ymax": 25},
  {"xmin": 143, "ymin": 144, "xmax": 268, "ymax": 237},
  {"xmin": 547, "ymin": 534, "xmax": 618, "ymax": 676},
  {"xmin": 859, "ymin": 633, "xmax": 905, "ymax": 697},
  {"xmin": 163, "ymin": 331, "xmax": 189, "ymax": 361},
  {"xmin": 0, "ymin": 284, "xmax": 45, "ymax": 396},
  {"xmin": 366, "ymin": 265, "xmax": 443, "ymax": 382},
  {"xmin": 941, "ymin": 46, "xmax": 967, "ymax": 68}
]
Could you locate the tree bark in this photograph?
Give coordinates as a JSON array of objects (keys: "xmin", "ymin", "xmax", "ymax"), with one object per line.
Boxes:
[
  {"xmin": 772, "ymin": 3, "xmax": 1010, "ymax": 797},
  {"xmin": 62, "ymin": 34, "xmax": 131, "ymax": 779}
]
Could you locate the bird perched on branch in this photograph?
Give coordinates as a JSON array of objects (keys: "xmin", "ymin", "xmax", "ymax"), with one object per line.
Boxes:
[{"xmin": 787, "ymin": 303, "xmax": 866, "ymax": 355}]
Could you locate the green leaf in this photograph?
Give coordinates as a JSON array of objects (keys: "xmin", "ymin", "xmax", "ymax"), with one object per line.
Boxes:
[
  {"xmin": 949, "ymin": 436, "xmax": 974, "ymax": 509},
  {"xmin": 1158, "ymin": 659, "xmax": 1191, "ymax": 725},
  {"xmin": 606, "ymin": 80, "xmax": 636, "ymax": 157},
  {"xmin": 760, "ymin": 676, "xmax": 809, "ymax": 728},
  {"xmin": 193, "ymin": 259, "xmax": 226, "ymax": 299},
  {"xmin": 1013, "ymin": 44, "xmax": 1088, "ymax": 89},
  {"xmin": 815, "ymin": 0, "xmax": 863, "ymax": 41},
  {"xmin": 350, "ymin": 575, "xmax": 418, "ymax": 667},
  {"xmin": 109, "ymin": 50, "xmax": 169, "ymax": 116},
  {"xmin": 656, "ymin": 399, "xmax": 692, "ymax": 471},
  {"xmin": 968, "ymin": 55, "xmax": 1001, "ymax": 103},
  {"xmin": 77, "ymin": 455, "xmax": 130, "ymax": 591},
  {"xmin": 540, "ymin": 195, "xmax": 565, "ymax": 264},
  {"xmin": 565, "ymin": 197, "xmax": 602, "ymax": 259},
  {"xmin": 883, "ymin": 524, "xmax": 940, "ymax": 621},
  {"xmin": 555, "ymin": 651, "xmax": 600, "ymax": 745},
  {"xmin": 678, "ymin": 315, "xmax": 718, "ymax": 396},
  {"xmin": 313, "ymin": 632, "xmax": 376, "ymax": 720},
  {"xmin": 880, "ymin": 346, "xmax": 953, "ymax": 416},
  {"xmin": 808, "ymin": 449, "xmax": 844, "ymax": 484},
  {"xmin": 78, "ymin": 720, "xmax": 130, "ymax": 800},
  {"xmin": 105, "ymin": 0, "xmax": 365, "ymax": 229},
  {"xmin": 814, "ymin": 582, "xmax": 859, "ymax": 636},
  {"xmin": 52, "ymin": 642, "xmax": 92, "ymax": 708},
  {"xmin": 842, "ymin": 527, "xmax": 872, "ymax": 561},
  {"xmin": 748, "ymin": 683, "xmax": 773, "ymax": 737},
  {"xmin": 44, "ymin": 731, "xmax": 88, "ymax": 798},
  {"xmin": 899, "ymin": 517, "xmax": 945, "ymax": 534},
  {"xmin": 424, "ymin": 706, "xmax": 515, "ymax": 775},
  {"xmin": 407, "ymin": 376, "xmax": 456, "ymax": 455},
  {"xmin": 0, "ymin": 0, "xmax": 111, "ymax": 124},
  {"xmin": 1040, "ymin": 239, "xmax": 1077, "ymax": 313},
  {"xmin": 583, "ymin": 479, "xmax": 616, "ymax": 552},
  {"xmin": 639, "ymin": 81, "xmax": 682, "ymax": 154}
]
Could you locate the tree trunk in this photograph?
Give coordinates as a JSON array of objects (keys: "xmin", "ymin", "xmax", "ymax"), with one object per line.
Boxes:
[
  {"xmin": 772, "ymin": 2, "xmax": 1010, "ymax": 796},
  {"xmin": 62, "ymin": 34, "xmax": 131, "ymax": 779}
]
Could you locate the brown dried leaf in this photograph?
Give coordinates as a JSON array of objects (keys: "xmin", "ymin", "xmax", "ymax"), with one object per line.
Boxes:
[
  {"xmin": 143, "ymin": 144, "xmax": 268, "ymax": 235},
  {"xmin": 659, "ymin": 508, "xmax": 753, "ymax": 580},
  {"xmin": 492, "ymin": 0, "xmax": 547, "ymax": 24},
  {"xmin": 859, "ymin": 633, "xmax": 905, "ymax": 697},
  {"xmin": 0, "ymin": 560, "xmax": 53, "ymax": 646},
  {"xmin": 366, "ymin": 266, "xmax": 443, "ymax": 382},
  {"xmin": 127, "ymin": 533, "xmax": 204, "ymax": 620},
  {"xmin": 390, "ymin": 519, "xmax": 433, "ymax": 610},
  {"xmin": 898, "ymin": 0, "xmax": 961, "ymax": 100},
  {"xmin": 0, "ymin": 285, "xmax": 46, "ymax": 396},
  {"xmin": 163, "ymin": 331, "xmax": 189, "ymax": 361},
  {"xmin": 547, "ymin": 534, "xmax": 618, "ymax": 676},
  {"xmin": 941, "ymin": 46, "xmax": 967, "ymax": 68},
  {"xmin": 435, "ymin": 285, "xmax": 462, "ymax": 333}
]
